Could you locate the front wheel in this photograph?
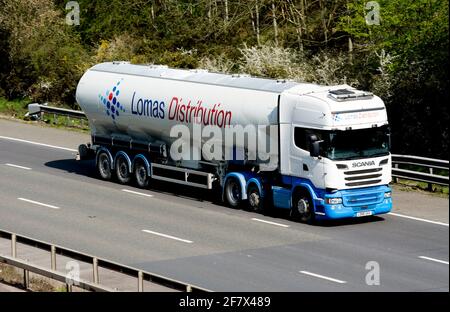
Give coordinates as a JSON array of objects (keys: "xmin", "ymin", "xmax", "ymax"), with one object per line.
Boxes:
[
  {"xmin": 247, "ymin": 185, "xmax": 264, "ymax": 213},
  {"xmin": 291, "ymin": 191, "xmax": 315, "ymax": 224}
]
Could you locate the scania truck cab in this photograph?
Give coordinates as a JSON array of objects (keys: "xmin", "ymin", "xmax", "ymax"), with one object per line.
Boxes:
[{"xmin": 275, "ymin": 85, "xmax": 392, "ymax": 221}]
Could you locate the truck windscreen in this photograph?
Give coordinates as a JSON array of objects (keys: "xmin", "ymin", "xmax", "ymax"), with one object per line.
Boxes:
[{"xmin": 323, "ymin": 125, "xmax": 390, "ymax": 160}]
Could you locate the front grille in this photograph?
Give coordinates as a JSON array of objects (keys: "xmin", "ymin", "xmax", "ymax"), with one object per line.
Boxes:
[
  {"xmin": 343, "ymin": 191, "xmax": 384, "ymax": 207},
  {"xmin": 345, "ymin": 179, "xmax": 382, "ymax": 187},
  {"xmin": 344, "ymin": 167, "xmax": 383, "ymax": 187},
  {"xmin": 344, "ymin": 168, "xmax": 382, "ymax": 175},
  {"xmin": 345, "ymin": 174, "xmax": 382, "ymax": 181}
]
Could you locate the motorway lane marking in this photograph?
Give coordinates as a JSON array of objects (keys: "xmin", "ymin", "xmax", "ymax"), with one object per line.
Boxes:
[
  {"xmin": 251, "ymin": 218, "xmax": 290, "ymax": 228},
  {"xmin": 299, "ymin": 271, "xmax": 347, "ymax": 284},
  {"xmin": 388, "ymin": 212, "xmax": 449, "ymax": 227},
  {"xmin": 419, "ymin": 256, "xmax": 449, "ymax": 265},
  {"xmin": 142, "ymin": 230, "xmax": 193, "ymax": 244},
  {"xmin": 0, "ymin": 136, "xmax": 77, "ymax": 152},
  {"xmin": 17, "ymin": 198, "xmax": 60, "ymax": 210},
  {"xmin": 5, "ymin": 163, "xmax": 32, "ymax": 170},
  {"xmin": 122, "ymin": 189, "xmax": 154, "ymax": 197}
]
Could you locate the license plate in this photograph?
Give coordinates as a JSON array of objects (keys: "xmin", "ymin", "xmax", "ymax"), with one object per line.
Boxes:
[{"xmin": 356, "ymin": 210, "xmax": 373, "ymax": 217}]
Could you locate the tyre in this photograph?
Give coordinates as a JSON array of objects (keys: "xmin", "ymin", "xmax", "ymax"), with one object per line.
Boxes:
[
  {"xmin": 134, "ymin": 158, "xmax": 149, "ymax": 188},
  {"xmin": 291, "ymin": 190, "xmax": 315, "ymax": 224},
  {"xmin": 115, "ymin": 153, "xmax": 131, "ymax": 184},
  {"xmin": 97, "ymin": 151, "xmax": 112, "ymax": 180},
  {"xmin": 247, "ymin": 184, "xmax": 264, "ymax": 213},
  {"xmin": 224, "ymin": 177, "xmax": 242, "ymax": 208}
]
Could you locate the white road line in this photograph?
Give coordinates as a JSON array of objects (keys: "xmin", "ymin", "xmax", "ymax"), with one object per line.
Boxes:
[
  {"xmin": 17, "ymin": 198, "xmax": 60, "ymax": 210},
  {"xmin": 0, "ymin": 135, "xmax": 77, "ymax": 152},
  {"xmin": 388, "ymin": 212, "xmax": 449, "ymax": 227},
  {"xmin": 122, "ymin": 189, "xmax": 154, "ymax": 197},
  {"xmin": 419, "ymin": 256, "xmax": 449, "ymax": 265},
  {"xmin": 5, "ymin": 163, "xmax": 31, "ymax": 170},
  {"xmin": 299, "ymin": 271, "xmax": 347, "ymax": 284},
  {"xmin": 142, "ymin": 230, "xmax": 193, "ymax": 244},
  {"xmin": 251, "ymin": 218, "xmax": 290, "ymax": 228}
]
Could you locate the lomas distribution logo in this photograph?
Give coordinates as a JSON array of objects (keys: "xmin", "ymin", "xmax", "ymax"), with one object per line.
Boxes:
[{"xmin": 98, "ymin": 80, "xmax": 126, "ymax": 123}]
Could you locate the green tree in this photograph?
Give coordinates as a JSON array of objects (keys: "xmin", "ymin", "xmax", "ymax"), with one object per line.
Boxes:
[
  {"xmin": 0, "ymin": 0, "xmax": 90, "ymax": 107},
  {"xmin": 338, "ymin": 0, "xmax": 449, "ymax": 158}
]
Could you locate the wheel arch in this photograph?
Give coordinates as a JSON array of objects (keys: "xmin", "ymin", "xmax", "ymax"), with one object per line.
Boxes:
[
  {"xmin": 222, "ymin": 172, "xmax": 248, "ymax": 202},
  {"xmin": 291, "ymin": 183, "xmax": 316, "ymax": 210},
  {"xmin": 114, "ymin": 151, "xmax": 132, "ymax": 173},
  {"xmin": 132, "ymin": 154, "xmax": 151, "ymax": 177},
  {"xmin": 96, "ymin": 147, "xmax": 114, "ymax": 169},
  {"xmin": 246, "ymin": 178, "xmax": 264, "ymax": 198}
]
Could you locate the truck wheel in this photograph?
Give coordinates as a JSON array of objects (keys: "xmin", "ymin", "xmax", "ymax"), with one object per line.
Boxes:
[
  {"xmin": 247, "ymin": 184, "xmax": 264, "ymax": 213},
  {"xmin": 291, "ymin": 191, "xmax": 315, "ymax": 224},
  {"xmin": 97, "ymin": 151, "xmax": 112, "ymax": 180},
  {"xmin": 116, "ymin": 154, "xmax": 131, "ymax": 184},
  {"xmin": 134, "ymin": 159, "xmax": 149, "ymax": 188},
  {"xmin": 224, "ymin": 177, "xmax": 242, "ymax": 208}
]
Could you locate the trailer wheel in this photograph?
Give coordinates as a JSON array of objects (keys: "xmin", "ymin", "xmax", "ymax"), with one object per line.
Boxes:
[
  {"xmin": 97, "ymin": 151, "xmax": 112, "ymax": 180},
  {"xmin": 116, "ymin": 154, "xmax": 131, "ymax": 184},
  {"xmin": 134, "ymin": 159, "xmax": 149, "ymax": 188},
  {"xmin": 291, "ymin": 190, "xmax": 315, "ymax": 224},
  {"xmin": 224, "ymin": 177, "xmax": 242, "ymax": 208},
  {"xmin": 247, "ymin": 184, "xmax": 264, "ymax": 213}
]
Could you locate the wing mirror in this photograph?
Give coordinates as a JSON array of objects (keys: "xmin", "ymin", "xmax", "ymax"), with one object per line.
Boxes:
[
  {"xmin": 387, "ymin": 133, "xmax": 392, "ymax": 151},
  {"xmin": 309, "ymin": 135, "xmax": 323, "ymax": 158}
]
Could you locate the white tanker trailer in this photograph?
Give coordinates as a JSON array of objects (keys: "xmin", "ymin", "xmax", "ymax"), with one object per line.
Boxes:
[{"xmin": 76, "ymin": 61, "xmax": 393, "ymax": 222}]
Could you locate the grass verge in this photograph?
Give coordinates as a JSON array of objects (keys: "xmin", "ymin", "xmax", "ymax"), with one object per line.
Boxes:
[
  {"xmin": 0, "ymin": 263, "xmax": 57, "ymax": 292},
  {"xmin": 0, "ymin": 97, "xmax": 89, "ymax": 133},
  {"xmin": 393, "ymin": 179, "xmax": 449, "ymax": 197}
]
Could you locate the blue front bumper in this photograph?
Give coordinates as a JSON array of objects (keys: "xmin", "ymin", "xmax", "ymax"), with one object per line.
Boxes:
[{"xmin": 315, "ymin": 185, "xmax": 392, "ymax": 220}]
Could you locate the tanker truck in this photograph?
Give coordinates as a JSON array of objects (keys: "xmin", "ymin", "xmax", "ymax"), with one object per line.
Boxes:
[{"xmin": 75, "ymin": 61, "xmax": 392, "ymax": 223}]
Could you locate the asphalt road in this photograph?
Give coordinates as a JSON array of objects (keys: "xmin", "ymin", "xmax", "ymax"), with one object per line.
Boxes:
[{"xmin": 0, "ymin": 119, "xmax": 448, "ymax": 291}]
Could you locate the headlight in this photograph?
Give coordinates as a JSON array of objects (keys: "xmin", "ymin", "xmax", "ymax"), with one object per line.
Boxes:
[
  {"xmin": 325, "ymin": 198, "xmax": 343, "ymax": 205},
  {"xmin": 384, "ymin": 192, "xmax": 392, "ymax": 198}
]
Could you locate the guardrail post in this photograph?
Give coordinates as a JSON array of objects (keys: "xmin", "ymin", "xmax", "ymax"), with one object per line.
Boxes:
[
  {"xmin": 428, "ymin": 168, "xmax": 434, "ymax": 191},
  {"xmin": 93, "ymin": 257, "xmax": 99, "ymax": 284},
  {"xmin": 51, "ymin": 245, "xmax": 56, "ymax": 271},
  {"xmin": 138, "ymin": 271, "xmax": 144, "ymax": 292},
  {"xmin": 186, "ymin": 284, "xmax": 192, "ymax": 292},
  {"xmin": 393, "ymin": 163, "xmax": 398, "ymax": 183},
  {"xmin": 11, "ymin": 234, "xmax": 17, "ymax": 258},
  {"xmin": 23, "ymin": 269, "xmax": 30, "ymax": 289},
  {"xmin": 66, "ymin": 284, "xmax": 73, "ymax": 292}
]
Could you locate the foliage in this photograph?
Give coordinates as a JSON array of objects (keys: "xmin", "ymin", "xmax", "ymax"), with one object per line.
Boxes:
[
  {"xmin": 237, "ymin": 44, "xmax": 357, "ymax": 86},
  {"xmin": 0, "ymin": 0, "xmax": 90, "ymax": 107},
  {"xmin": 0, "ymin": 0, "xmax": 448, "ymax": 158},
  {"xmin": 338, "ymin": 0, "xmax": 449, "ymax": 158}
]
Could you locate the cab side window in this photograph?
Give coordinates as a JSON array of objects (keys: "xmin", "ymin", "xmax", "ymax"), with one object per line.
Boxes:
[
  {"xmin": 294, "ymin": 127, "xmax": 311, "ymax": 151},
  {"xmin": 294, "ymin": 127, "xmax": 323, "ymax": 152}
]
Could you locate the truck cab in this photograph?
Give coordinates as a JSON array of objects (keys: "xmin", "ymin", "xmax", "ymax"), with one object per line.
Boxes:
[{"xmin": 276, "ymin": 85, "xmax": 392, "ymax": 221}]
